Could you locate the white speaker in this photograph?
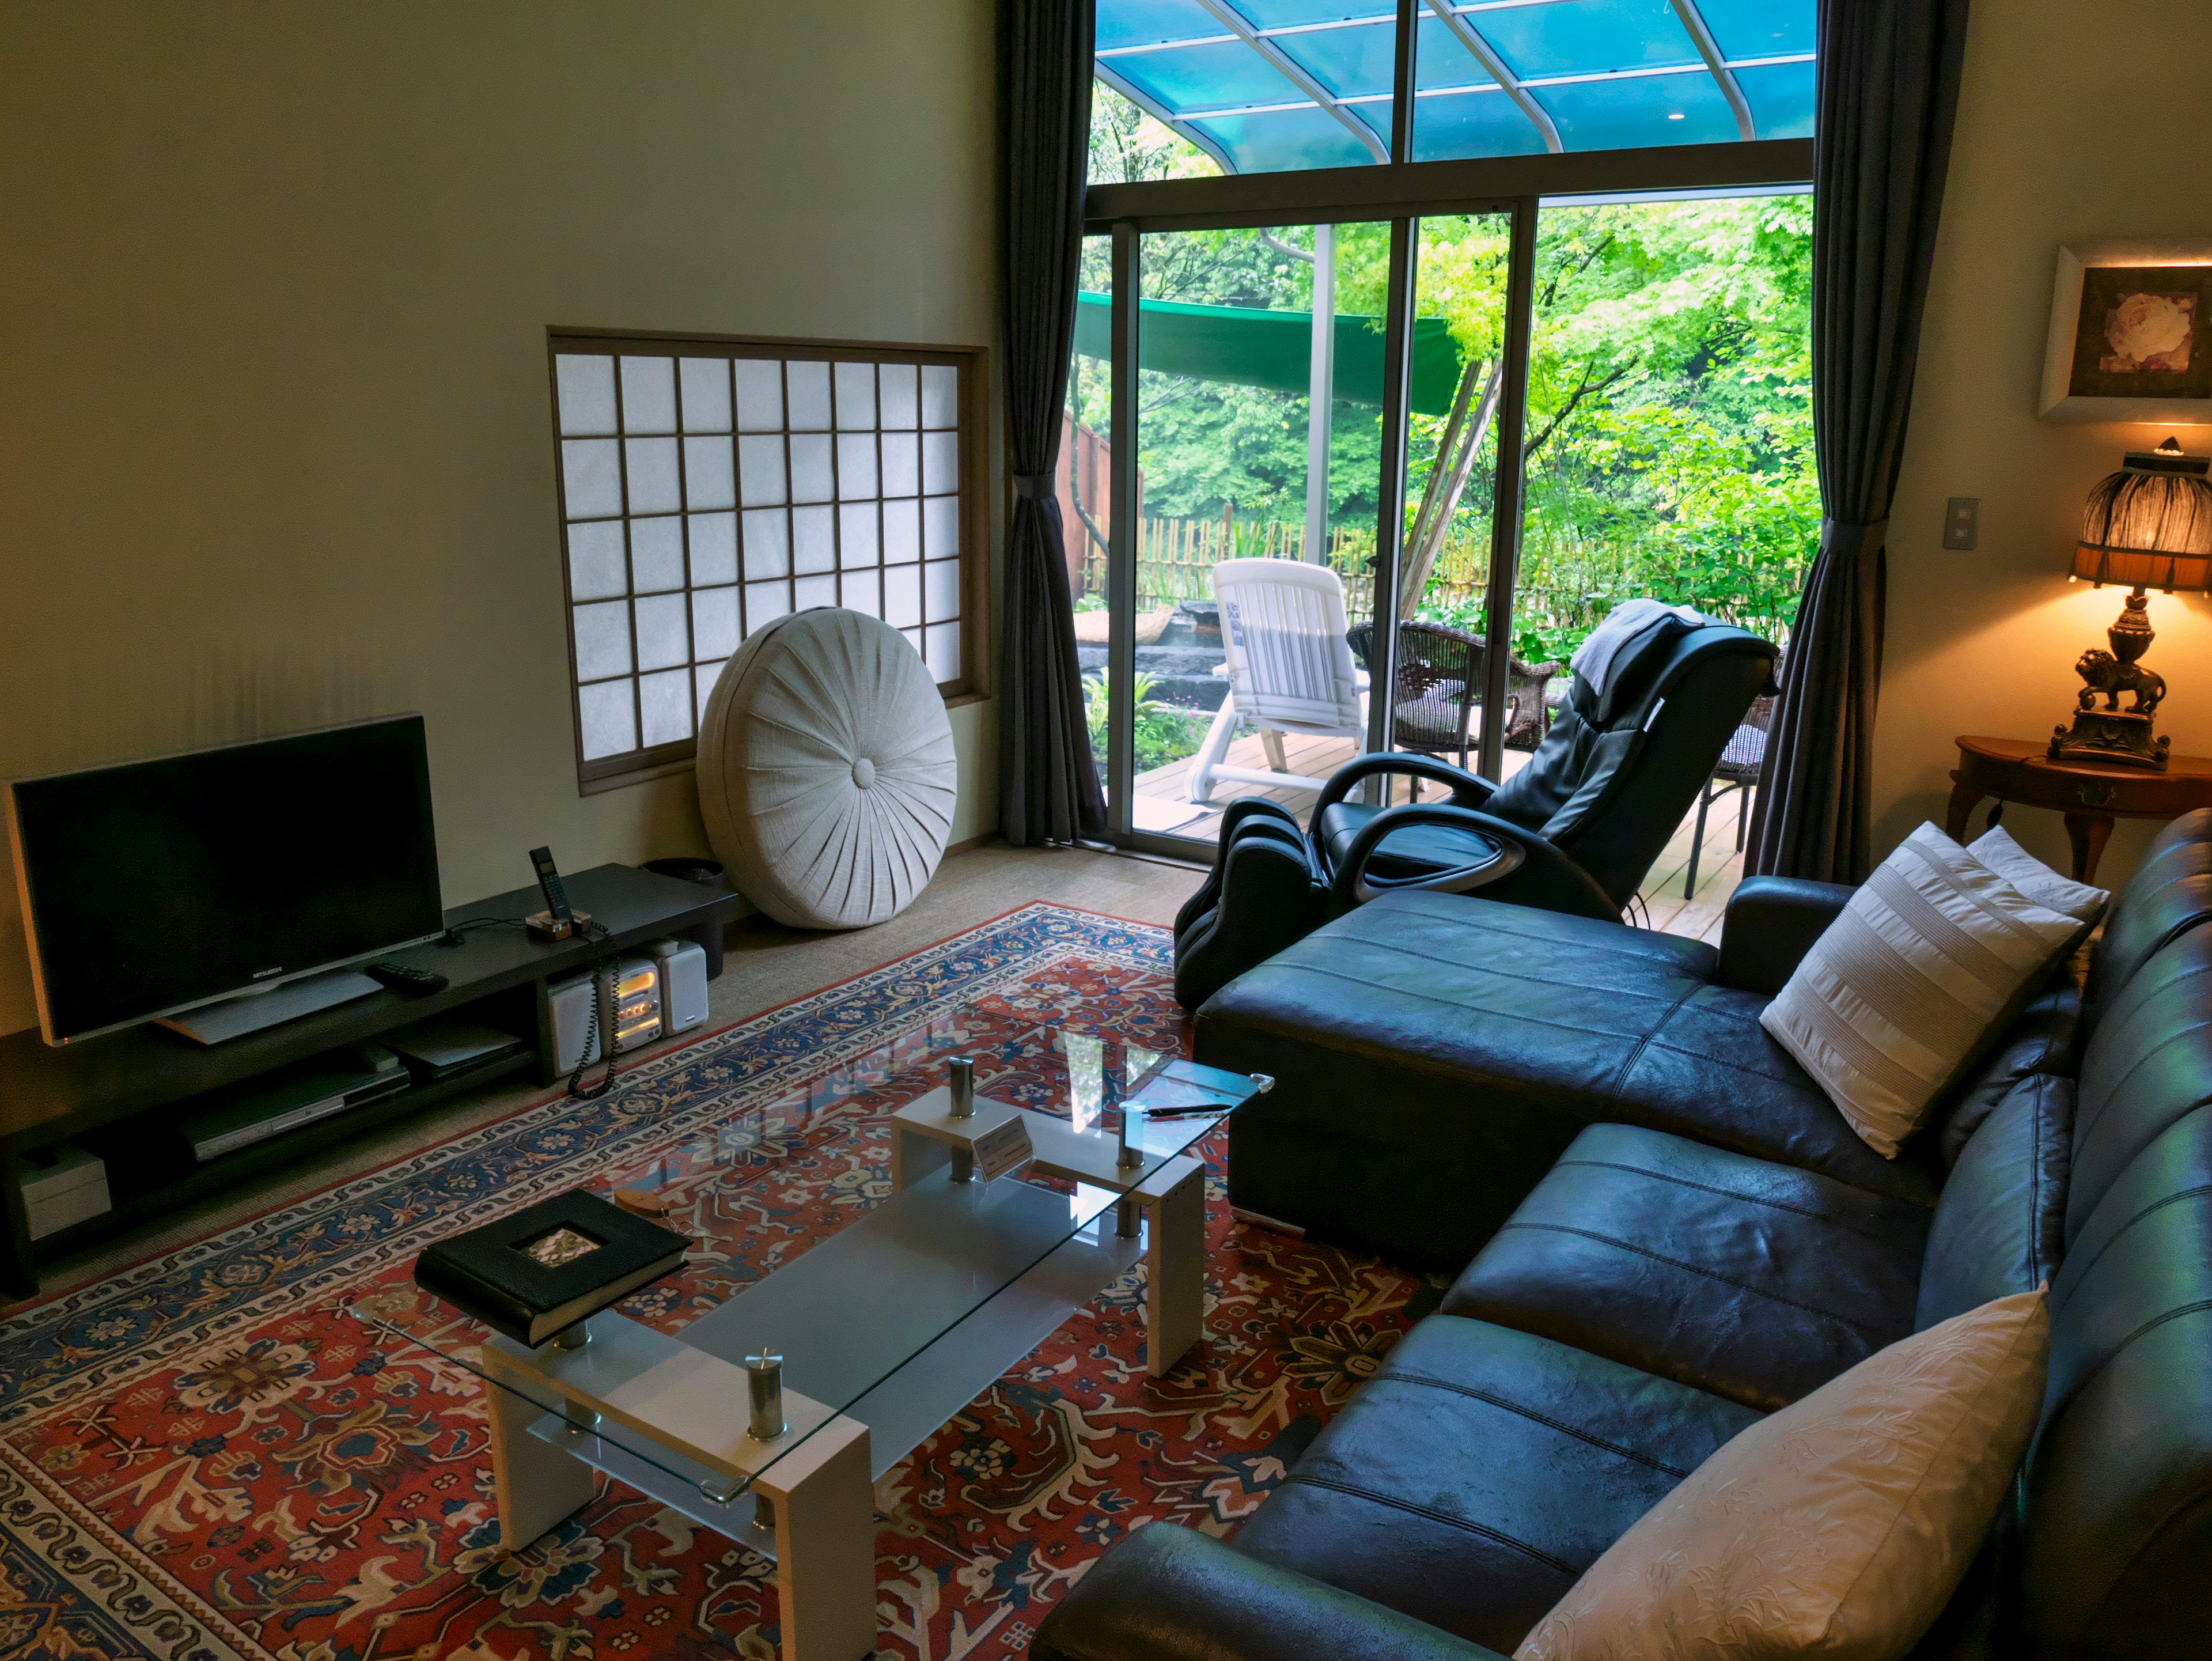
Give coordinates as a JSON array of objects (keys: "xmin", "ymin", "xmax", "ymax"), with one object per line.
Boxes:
[{"xmin": 650, "ymin": 937, "xmax": 710, "ymax": 1035}]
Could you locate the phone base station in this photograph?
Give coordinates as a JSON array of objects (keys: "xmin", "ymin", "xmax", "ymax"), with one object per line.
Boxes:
[{"xmin": 523, "ymin": 910, "xmax": 593, "ymax": 942}]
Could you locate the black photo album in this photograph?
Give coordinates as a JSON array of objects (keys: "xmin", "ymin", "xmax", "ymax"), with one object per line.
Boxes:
[{"xmin": 413, "ymin": 1189, "xmax": 687, "ymax": 1347}]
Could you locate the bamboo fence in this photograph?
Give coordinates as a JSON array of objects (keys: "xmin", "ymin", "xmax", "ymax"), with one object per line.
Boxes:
[
  {"xmin": 1078, "ymin": 517, "xmax": 1490, "ymax": 628},
  {"xmin": 1075, "ymin": 514, "xmax": 1786, "ymax": 654}
]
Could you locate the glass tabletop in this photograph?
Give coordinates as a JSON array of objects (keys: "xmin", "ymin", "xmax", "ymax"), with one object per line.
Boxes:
[{"xmin": 344, "ymin": 1001, "xmax": 1262, "ymax": 1516}]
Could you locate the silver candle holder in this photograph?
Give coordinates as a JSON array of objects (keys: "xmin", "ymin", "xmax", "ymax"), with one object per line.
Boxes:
[
  {"xmin": 1116, "ymin": 1104, "xmax": 1145, "ymax": 1170},
  {"xmin": 948, "ymin": 1056, "xmax": 977, "ymax": 1181},
  {"xmin": 745, "ymin": 1351, "xmax": 787, "ymax": 1442}
]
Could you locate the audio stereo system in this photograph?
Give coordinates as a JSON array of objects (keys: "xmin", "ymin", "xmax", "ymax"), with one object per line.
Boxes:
[{"xmin": 548, "ymin": 937, "xmax": 710, "ymax": 1074}]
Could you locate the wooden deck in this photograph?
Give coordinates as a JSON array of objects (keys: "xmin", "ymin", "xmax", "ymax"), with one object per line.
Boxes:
[{"xmin": 1131, "ymin": 729, "xmax": 1751, "ymax": 947}]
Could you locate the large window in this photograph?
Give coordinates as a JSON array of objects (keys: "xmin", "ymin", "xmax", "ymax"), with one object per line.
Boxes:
[
  {"xmin": 1080, "ymin": 0, "xmax": 1820, "ymax": 862},
  {"xmin": 549, "ymin": 334, "xmax": 982, "ymax": 792}
]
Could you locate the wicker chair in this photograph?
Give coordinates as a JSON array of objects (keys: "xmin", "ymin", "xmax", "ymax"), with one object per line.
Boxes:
[
  {"xmin": 1681, "ymin": 679, "xmax": 1778, "ymax": 898},
  {"xmin": 1346, "ymin": 622, "xmax": 1562, "ymax": 780},
  {"xmin": 1501, "ymin": 656, "xmax": 1565, "ymax": 752}
]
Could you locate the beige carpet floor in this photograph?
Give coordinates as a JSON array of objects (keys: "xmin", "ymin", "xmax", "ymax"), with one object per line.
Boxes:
[{"xmin": 7, "ymin": 843, "xmax": 1205, "ymax": 1312}]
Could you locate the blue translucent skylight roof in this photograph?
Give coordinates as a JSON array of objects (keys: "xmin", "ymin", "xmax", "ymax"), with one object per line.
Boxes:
[{"xmin": 1095, "ymin": 0, "xmax": 1816, "ymax": 175}]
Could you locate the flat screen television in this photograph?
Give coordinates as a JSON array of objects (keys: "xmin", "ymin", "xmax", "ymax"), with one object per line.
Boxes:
[{"xmin": 5, "ymin": 715, "xmax": 445, "ymax": 1046}]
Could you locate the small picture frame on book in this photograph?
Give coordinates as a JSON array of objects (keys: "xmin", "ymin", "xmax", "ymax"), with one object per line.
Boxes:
[{"xmin": 2040, "ymin": 239, "xmax": 2212, "ymax": 423}]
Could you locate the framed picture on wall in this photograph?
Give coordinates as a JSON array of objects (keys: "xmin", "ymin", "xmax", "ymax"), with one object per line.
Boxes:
[{"xmin": 2040, "ymin": 239, "xmax": 2212, "ymax": 422}]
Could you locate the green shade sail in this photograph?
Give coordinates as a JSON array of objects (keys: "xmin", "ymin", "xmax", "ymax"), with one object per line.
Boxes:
[{"xmin": 1073, "ymin": 291, "xmax": 1464, "ymax": 416}]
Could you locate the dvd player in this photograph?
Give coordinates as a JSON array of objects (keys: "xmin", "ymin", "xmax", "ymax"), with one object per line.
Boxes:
[{"xmin": 179, "ymin": 1044, "xmax": 409, "ymax": 1161}]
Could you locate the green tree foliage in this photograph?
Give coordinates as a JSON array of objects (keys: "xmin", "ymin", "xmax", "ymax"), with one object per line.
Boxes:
[
  {"xmin": 1513, "ymin": 197, "xmax": 1816, "ymax": 646},
  {"xmin": 1076, "ymin": 88, "xmax": 1816, "ymax": 656}
]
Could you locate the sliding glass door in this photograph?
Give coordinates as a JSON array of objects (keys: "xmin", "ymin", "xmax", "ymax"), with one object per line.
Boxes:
[
  {"xmin": 1079, "ymin": 0, "xmax": 1818, "ymax": 877},
  {"xmin": 1111, "ymin": 221, "xmax": 1392, "ymax": 846},
  {"xmin": 1078, "ymin": 196, "xmax": 1815, "ymax": 890}
]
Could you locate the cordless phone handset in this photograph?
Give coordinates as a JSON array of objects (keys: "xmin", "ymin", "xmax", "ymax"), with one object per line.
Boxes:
[{"xmin": 530, "ymin": 846, "xmax": 574, "ymax": 921}]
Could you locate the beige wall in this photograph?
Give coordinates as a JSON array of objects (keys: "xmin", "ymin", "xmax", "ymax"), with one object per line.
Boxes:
[
  {"xmin": 0, "ymin": 2, "xmax": 1001, "ymax": 1038},
  {"xmin": 1877, "ymin": 0, "xmax": 2212, "ymax": 886}
]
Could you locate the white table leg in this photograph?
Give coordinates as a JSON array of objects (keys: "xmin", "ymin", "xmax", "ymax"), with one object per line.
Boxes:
[
  {"xmin": 482, "ymin": 1348, "xmax": 598, "ymax": 1552},
  {"xmin": 890, "ymin": 1118, "xmax": 950, "ymax": 1192},
  {"xmin": 1141, "ymin": 1160, "xmax": 1207, "ymax": 1378},
  {"xmin": 756, "ymin": 1416, "xmax": 877, "ymax": 1661}
]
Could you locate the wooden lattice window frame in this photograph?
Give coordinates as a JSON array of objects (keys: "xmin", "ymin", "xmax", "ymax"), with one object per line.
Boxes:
[{"xmin": 548, "ymin": 328, "xmax": 989, "ymax": 796}]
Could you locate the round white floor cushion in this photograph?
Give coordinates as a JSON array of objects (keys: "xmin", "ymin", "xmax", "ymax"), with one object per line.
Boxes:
[{"xmin": 697, "ymin": 607, "xmax": 959, "ymax": 930}]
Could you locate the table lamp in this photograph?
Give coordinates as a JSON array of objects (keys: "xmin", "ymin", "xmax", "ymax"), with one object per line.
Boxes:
[{"xmin": 2050, "ymin": 437, "xmax": 2212, "ymax": 770}]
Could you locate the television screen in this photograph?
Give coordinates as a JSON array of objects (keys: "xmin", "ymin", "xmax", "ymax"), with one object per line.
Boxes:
[{"xmin": 6, "ymin": 716, "xmax": 445, "ymax": 1045}]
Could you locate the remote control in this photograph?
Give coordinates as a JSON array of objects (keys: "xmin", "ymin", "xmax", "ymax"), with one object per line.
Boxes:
[{"xmin": 365, "ymin": 961, "xmax": 449, "ymax": 994}]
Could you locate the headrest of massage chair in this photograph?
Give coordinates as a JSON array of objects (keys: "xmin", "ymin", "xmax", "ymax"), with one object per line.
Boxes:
[{"xmin": 1564, "ymin": 623, "xmax": 1778, "ymax": 733}]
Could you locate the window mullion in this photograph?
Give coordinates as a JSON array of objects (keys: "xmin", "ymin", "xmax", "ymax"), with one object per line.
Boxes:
[
  {"xmin": 1476, "ymin": 193, "xmax": 1539, "ymax": 786},
  {"xmin": 1107, "ymin": 221, "xmax": 1140, "ymax": 843},
  {"xmin": 671, "ymin": 376, "xmax": 696, "ymax": 746},
  {"xmin": 1389, "ymin": 0, "xmax": 1417, "ymax": 167},
  {"xmin": 1365, "ymin": 216, "xmax": 1418, "ymax": 765},
  {"xmin": 612, "ymin": 356, "xmax": 643, "ymax": 763}
]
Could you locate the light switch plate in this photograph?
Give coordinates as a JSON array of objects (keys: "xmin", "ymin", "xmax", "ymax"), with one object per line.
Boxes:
[{"xmin": 1943, "ymin": 496, "xmax": 1979, "ymax": 551}]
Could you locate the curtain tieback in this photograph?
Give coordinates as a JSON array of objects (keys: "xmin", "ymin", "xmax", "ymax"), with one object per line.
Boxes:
[
  {"xmin": 1013, "ymin": 471, "xmax": 1056, "ymax": 501},
  {"xmin": 1820, "ymin": 516, "xmax": 1889, "ymax": 559}
]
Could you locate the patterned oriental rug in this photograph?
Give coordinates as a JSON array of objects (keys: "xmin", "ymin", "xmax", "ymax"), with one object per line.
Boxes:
[{"xmin": 0, "ymin": 903, "xmax": 1421, "ymax": 1661}]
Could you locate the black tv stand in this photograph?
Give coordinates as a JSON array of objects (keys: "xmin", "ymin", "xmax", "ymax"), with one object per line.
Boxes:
[{"xmin": 0, "ymin": 864, "xmax": 743, "ymax": 1299}]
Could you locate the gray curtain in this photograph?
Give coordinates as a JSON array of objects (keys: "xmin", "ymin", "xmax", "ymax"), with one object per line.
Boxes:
[
  {"xmin": 1748, "ymin": 0, "xmax": 1970, "ymax": 883},
  {"xmin": 997, "ymin": 0, "xmax": 1106, "ymax": 846}
]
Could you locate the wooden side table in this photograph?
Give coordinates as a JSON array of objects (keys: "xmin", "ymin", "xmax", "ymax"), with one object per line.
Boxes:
[{"xmin": 1946, "ymin": 735, "xmax": 2212, "ymax": 883}]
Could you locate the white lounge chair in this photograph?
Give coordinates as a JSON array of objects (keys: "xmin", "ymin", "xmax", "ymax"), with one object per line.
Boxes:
[{"xmin": 1188, "ymin": 557, "xmax": 1370, "ymax": 804}]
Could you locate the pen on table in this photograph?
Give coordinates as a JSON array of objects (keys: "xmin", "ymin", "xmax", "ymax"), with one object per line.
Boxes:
[{"xmin": 1138, "ymin": 1104, "xmax": 1236, "ymax": 1121}]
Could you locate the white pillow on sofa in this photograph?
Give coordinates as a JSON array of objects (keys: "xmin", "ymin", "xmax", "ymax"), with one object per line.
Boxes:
[
  {"xmin": 1759, "ymin": 823, "xmax": 2104, "ymax": 1159},
  {"xmin": 1965, "ymin": 823, "xmax": 2108, "ymax": 922},
  {"xmin": 1516, "ymin": 1289, "xmax": 2050, "ymax": 1660}
]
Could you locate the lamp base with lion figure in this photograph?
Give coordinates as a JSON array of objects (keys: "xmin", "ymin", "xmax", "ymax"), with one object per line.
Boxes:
[{"xmin": 2050, "ymin": 587, "xmax": 2171, "ymax": 770}]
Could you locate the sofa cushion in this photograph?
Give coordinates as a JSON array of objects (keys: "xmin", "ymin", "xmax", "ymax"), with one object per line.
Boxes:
[
  {"xmin": 2080, "ymin": 805, "xmax": 2212, "ymax": 1035},
  {"xmin": 1604, "ymin": 983, "xmax": 1938, "ymax": 1203},
  {"xmin": 1440, "ymin": 1123, "xmax": 1929, "ymax": 1412},
  {"xmin": 1932, "ymin": 980, "xmax": 2081, "ymax": 1168},
  {"xmin": 2067, "ymin": 924, "xmax": 2212, "ymax": 1246},
  {"xmin": 1915, "ymin": 1072, "xmax": 2073, "ymax": 1331},
  {"xmin": 2027, "ymin": 1105, "xmax": 2212, "ymax": 1656},
  {"xmin": 1030, "ymin": 1524, "xmax": 1510, "ymax": 1661},
  {"xmin": 1518, "ymin": 1290, "xmax": 2051, "ymax": 1661},
  {"xmin": 1203, "ymin": 892, "xmax": 1935, "ymax": 1269},
  {"xmin": 1230, "ymin": 1315, "xmax": 1763, "ymax": 1656}
]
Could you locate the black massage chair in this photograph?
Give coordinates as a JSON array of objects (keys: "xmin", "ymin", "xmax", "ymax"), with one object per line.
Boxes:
[{"xmin": 1173, "ymin": 620, "xmax": 1777, "ymax": 1008}]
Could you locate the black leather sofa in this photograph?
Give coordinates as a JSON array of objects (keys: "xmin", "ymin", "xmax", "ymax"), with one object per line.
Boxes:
[{"xmin": 1033, "ymin": 811, "xmax": 2212, "ymax": 1660}]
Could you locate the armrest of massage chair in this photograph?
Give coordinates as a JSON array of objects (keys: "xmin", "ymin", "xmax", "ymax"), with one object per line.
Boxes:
[
  {"xmin": 1313, "ymin": 751, "xmax": 1500, "ymax": 822},
  {"xmin": 1309, "ymin": 752, "xmax": 1510, "ymax": 892},
  {"xmin": 1312, "ymin": 752, "xmax": 1616, "ymax": 920},
  {"xmin": 1713, "ymin": 875, "xmax": 1857, "ymax": 996},
  {"xmin": 1325, "ymin": 801, "xmax": 1620, "ymax": 920},
  {"xmin": 1029, "ymin": 1524, "xmax": 1509, "ymax": 1661}
]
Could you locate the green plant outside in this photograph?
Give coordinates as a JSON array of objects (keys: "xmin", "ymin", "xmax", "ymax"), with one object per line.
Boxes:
[{"xmin": 1084, "ymin": 668, "xmax": 1209, "ymax": 775}]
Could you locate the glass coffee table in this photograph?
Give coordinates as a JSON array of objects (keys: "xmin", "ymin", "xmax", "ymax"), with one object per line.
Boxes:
[{"xmin": 347, "ymin": 1003, "xmax": 1266, "ymax": 1661}]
